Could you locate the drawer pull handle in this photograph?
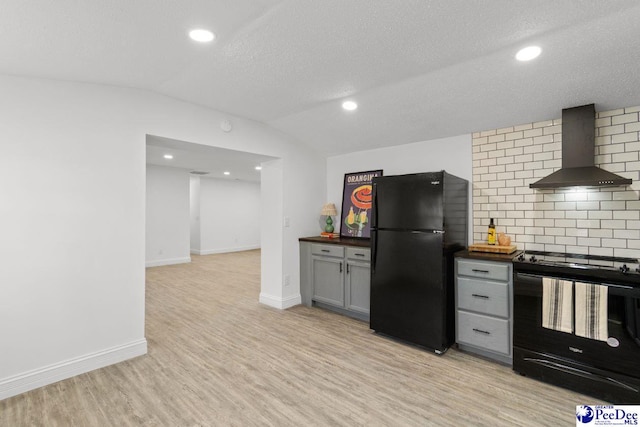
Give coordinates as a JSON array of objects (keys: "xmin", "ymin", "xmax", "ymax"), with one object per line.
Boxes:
[
  {"xmin": 339, "ymin": 262, "xmax": 343, "ymax": 273},
  {"xmin": 472, "ymin": 294, "xmax": 489, "ymax": 299},
  {"xmin": 321, "ymin": 249, "xmax": 330, "ymax": 253},
  {"xmin": 355, "ymin": 253, "xmax": 365, "ymax": 257},
  {"xmin": 473, "ymin": 328, "xmax": 491, "ymax": 335},
  {"xmin": 472, "ymin": 269, "xmax": 490, "ymax": 273}
]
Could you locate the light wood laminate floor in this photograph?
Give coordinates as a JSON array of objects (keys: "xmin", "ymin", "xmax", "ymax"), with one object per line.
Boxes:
[{"xmin": 0, "ymin": 250, "xmax": 603, "ymax": 426}]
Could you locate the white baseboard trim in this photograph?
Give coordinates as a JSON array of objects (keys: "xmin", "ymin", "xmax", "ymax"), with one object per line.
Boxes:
[
  {"xmin": 192, "ymin": 245, "xmax": 260, "ymax": 256},
  {"xmin": 0, "ymin": 338, "xmax": 147, "ymax": 401},
  {"xmin": 259, "ymin": 293, "xmax": 301, "ymax": 310},
  {"xmin": 145, "ymin": 256, "xmax": 191, "ymax": 267}
]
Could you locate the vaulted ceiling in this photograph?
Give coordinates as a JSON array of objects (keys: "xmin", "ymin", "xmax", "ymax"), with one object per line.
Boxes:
[{"xmin": 3, "ymin": 1, "xmax": 640, "ymax": 155}]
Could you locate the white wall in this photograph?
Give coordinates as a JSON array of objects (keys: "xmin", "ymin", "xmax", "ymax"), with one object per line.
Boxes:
[
  {"xmin": 145, "ymin": 164, "xmax": 191, "ymax": 267},
  {"xmin": 326, "ymin": 134, "xmax": 473, "ymax": 241},
  {"xmin": 189, "ymin": 176, "xmax": 201, "ymax": 252},
  {"xmin": 0, "ymin": 74, "xmax": 325, "ymax": 399},
  {"xmin": 195, "ymin": 177, "xmax": 261, "ymax": 254}
]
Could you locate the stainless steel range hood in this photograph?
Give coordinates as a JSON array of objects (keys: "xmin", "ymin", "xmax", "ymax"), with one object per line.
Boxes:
[{"xmin": 529, "ymin": 104, "xmax": 632, "ymax": 189}]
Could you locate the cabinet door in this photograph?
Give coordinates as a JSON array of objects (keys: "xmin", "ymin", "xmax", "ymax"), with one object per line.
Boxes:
[
  {"xmin": 312, "ymin": 256, "xmax": 345, "ymax": 307},
  {"xmin": 346, "ymin": 260, "xmax": 370, "ymax": 314}
]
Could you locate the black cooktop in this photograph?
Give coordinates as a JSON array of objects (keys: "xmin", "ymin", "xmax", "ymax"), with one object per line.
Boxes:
[{"xmin": 513, "ymin": 250, "xmax": 640, "ymax": 284}]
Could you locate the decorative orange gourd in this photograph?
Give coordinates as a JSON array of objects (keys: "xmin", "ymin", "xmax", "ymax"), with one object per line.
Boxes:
[{"xmin": 498, "ymin": 232, "xmax": 511, "ymax": 246}]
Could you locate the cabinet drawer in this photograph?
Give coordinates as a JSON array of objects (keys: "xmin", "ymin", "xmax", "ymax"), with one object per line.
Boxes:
[
  {"xmin": 457, "ymin": 259, "xmax": 509, "ymax": 281},
  {"xmin": 457, "ymin": 311, "xmax": 510, "ymax": 356},
  {"xmin": 346, "ymin": 247, "xmax": 370, "ymax": 262},
  {"xmin": 457, "ymin": 277, "xmax": 509, "ymax": 317},
  {"xmin": 311, "ymin": 244, "xmax": 344, "ymax": 258}
]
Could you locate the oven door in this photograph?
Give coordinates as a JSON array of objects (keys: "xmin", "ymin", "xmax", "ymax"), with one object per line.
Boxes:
[{"xmin": 514, "ymin": 272, "xmax": 640, "ymax": 379}]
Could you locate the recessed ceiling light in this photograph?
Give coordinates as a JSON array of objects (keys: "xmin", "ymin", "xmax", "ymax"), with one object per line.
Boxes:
[
  {"xmin": 223, "ymin": 171, "xmax": 230, "ymax": 175},
  {"xmin": 516, "ymin": 46, "xmax": 542, "ymax": 61},
  {"xmin": 189, "ymin": 29, "xmax": 215, "ymax": 43},
  {"xmin": 163, "ymin": 154, "xmax": 173, "ymax": 159},
  {"xmin": 255, "ymin": 166, "xmax": 262, "ymax": 171},
  {"xmin": 342, "ymin": 101, "xmax": 358, "ymax": 111}
]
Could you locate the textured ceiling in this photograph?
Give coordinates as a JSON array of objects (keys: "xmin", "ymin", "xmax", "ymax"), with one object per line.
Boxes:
[{"xmin": 3, "ymin": 1, "xmax": 640, "ymax": 156}]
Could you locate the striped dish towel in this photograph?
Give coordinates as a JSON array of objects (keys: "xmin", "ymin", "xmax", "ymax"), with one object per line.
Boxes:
[
  {"xmin": 575, "ymin": 281, "xmax": 608, "ymax": 342},
  {"xmin": 542, "ymin": 277, "xmax": 573, "ymax": 334}
]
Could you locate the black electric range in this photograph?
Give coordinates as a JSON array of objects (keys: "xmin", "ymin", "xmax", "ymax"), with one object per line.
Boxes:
[
  {"xmin": 512, "ymin": 250, "xmax": 640, "ymax": 403},
  {"xmin": 512, "ymin": 250, "xmax": 640, "ymax": 287}
]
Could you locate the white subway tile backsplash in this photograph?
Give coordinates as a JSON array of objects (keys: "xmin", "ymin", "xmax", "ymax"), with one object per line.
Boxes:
[
  {"xmin": 601, "ymin": 201, "xmax": 626, "ymax": 210},
  {"xmin": 545, "ymin": 228, "xmax": 565, "ymax": 236},
  {"xmin": 534, "ymin": 152, "xmax": 554, "ymax": 161},
  {"xmin": 601, "ymin": 220, "xmax": 627, "ymax": 229},
  {"xmin": 602, "ymin": 239, "xmax": 627, "ymax": 248},
  {"xmin": 556, "ymin": 236, "xmax": 577, "ymax": 246},
  {"xmin": 472, "ymin": 106, "xmax": 639, "ymax": 253},
  {"xmin": 497, "ymin": 126, "xmax": 514, "ymax": 134},
  {"xmin": 599, "ymin": 143, "xmax": 625, "ymax": 154},
  {"xmin": 587, "ymin": 192, "xmax": 613, "ymax": 201},
  {"xmin": 543, "ymin": 125, "xmax": 562, "ymax": 135},
  {"xmin": 514, "ymin": 123, "xmax": 533, "ymax": 131},
  {"xmin": 533, "ymin": 120, "xmax": 554, "ymax": 128},
  {"xmin": 566, "ymin": 228, "xmax": 589, "ymax": 237},
  {"xmin": 578, "ymin": 237, "xmax": 601, "ymax": 247},
  {"xmin": 577, "ymin": 219, "xmax": 601, "ymax": 229},
  {"xmin": 555, "ymin": 201, "xmax": 577, "ymax": 210},
  {"xmin": 589, "ymin": 229, "xmax": 613, "ymax": 238},
  {"xmin": 535, "ymin": 235, "xmax": 555, "ymax": 244},
  {"xmin": 612, "ymin": 152, "xmax": 639, "ymax": 163},
  {"xmin": 612, "ymin": 132, "xmax": 638, "ymax": 144},
  {"xmin": 523, "ymin": 128, "xmax": 543, "ymax": 138},
  {"xmin": 613, "ymin": 230, "xmax": 640, "ymax": 240},
  {"xmin": 566, "ymin": 246, "xmax": 589, "ymax": 255},
  {"xmin": 533, "ymin": 135, "xmax": 554, "ymax": 145},
  {"xmin": 612, "ymin": 112, "xmax": 638, "ymax": 125},
  {"xmin": 599, "ymin": 124, "xmax": 625, "ymax": 136},
  {"xmin": 588, "ymin": 210, "xmax": 613, "ymax": 220},
  {"xmin": 599, "ymin": 108, "xmax": 625, "ymax": 117},
  {"xmin": 555, "ymin": 219, "xmax": 576, "ymax": 228},
  {"xmin": 614, "ymin": 210, "xmax": 640, "ymax": 220},
  {"xmin": 614, "ymin": 248, "xmax": 640, "ymax": 259},
  {"xmin": 565, "ymin": 211, "xmax": 589, "ymax": 219},
  {"xmin": 590, "ymin": 247, "xmax": 614, "ymax": 257},
  {"xmin": 505, "ymin": 131, "xmax": 523, "ymax": 140},
  {"xmin": 524, "ymin": 144, "xmax": 543, "ymax": 154},
  {"xmin": 576, "ymin": 201, "xmax": 600, "ymax": 210},
  {"xmin": 488, "ymin": 134, "xmax": 505, "ymax": 144}
]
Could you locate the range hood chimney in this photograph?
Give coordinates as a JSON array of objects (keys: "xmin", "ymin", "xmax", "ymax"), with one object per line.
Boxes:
[{"xmin": 529, "ymin": 104, "xmax": 632, "ymax": 189}]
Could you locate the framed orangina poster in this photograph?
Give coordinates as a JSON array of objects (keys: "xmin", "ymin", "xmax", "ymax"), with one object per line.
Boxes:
[{"xmin": 340, "ymin": 170, "xmax": 383, "ymax": 239}]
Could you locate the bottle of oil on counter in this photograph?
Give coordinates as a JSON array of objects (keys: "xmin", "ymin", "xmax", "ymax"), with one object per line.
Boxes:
[{"xmin": 487, "ymin": 218, "xmax": 496, "ymax": 245}]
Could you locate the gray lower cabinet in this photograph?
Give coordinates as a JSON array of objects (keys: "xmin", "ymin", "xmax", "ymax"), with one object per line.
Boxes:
[
  {"xmin": 300, "ymin": 241, "xmax": 370, "ymax": 321},
  {"xmin": 455, "ymin": 257, "xmax": 513, "ymax": 365}
]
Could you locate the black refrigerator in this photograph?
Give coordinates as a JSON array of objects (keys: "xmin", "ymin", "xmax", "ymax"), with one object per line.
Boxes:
[{"xmin": 370, "ymin": 171, "xmax": 468, "ymax": 354}]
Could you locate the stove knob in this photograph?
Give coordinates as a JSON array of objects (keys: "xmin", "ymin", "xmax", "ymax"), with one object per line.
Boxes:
[
  {"xmin": 636, "ymin": 267, "xmax": 640, "ymax": 274},
  {"xmin": 517, "ymin": 254, "xmax": 525, "ymax": 262},
  {"xmin": 620, "ymin": 264, "xmax": 629, "ymax": 274},
  {"xmin": 529, "ymin": 255, "xmax": 537, "ymax": 263}
]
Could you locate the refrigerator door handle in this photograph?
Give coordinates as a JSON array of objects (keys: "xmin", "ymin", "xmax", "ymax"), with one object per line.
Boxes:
[{"xmin": 371, "ymin": 232, "xmax": 377, "ymax": 274}]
